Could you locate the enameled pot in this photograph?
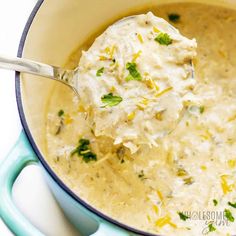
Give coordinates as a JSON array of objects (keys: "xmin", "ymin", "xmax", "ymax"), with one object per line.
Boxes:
[{"xmin": 1, "ymin": 0, "xmax": 236, "ymax": 235}]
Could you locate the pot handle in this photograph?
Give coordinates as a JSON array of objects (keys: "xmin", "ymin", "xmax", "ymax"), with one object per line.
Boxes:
[
  {"xmin": 0, "ymin": 131, "xmax": 44, "ymax": 236},
  {"xmin": 91, "ymin": 221, "xmax": 130, "ymax": 236}
]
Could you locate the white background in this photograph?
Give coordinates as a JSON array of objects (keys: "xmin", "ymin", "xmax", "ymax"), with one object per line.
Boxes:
[{"xmin": 0, "ymin": 1, "xmax": 78, "ymax": 235}]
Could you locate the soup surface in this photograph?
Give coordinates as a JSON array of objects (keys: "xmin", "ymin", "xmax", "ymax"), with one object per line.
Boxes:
[{"xmin": 46, "ymin": 2, "xmax": 236, "ymax": 235}]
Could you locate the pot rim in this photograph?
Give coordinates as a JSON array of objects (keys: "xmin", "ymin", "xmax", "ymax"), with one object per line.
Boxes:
[{"xmin": 15, "ymin": 0, "xmax": 160, "ymax": 235}]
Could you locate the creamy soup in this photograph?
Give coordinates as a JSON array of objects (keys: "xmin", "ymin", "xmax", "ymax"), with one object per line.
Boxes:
[
  {"xmin": 46, "ymin": 2, "xmax": 236, "ymax": 236},
  {"xmin": 76, "ymin": 12, "xmax": 196, "ymax": 153}
]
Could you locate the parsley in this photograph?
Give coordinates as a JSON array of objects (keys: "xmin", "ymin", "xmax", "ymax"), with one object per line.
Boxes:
[
  {"xmin": 125, "ymin": 62, "xmax": 142, "ymax": 81},
  {"xmin": 58, "ymin": 109, "xmax": 64, "ymax": 117},
  {"xmin": 137, "ymin": 170, "xmax": 147, "ymax": 180},
  {"xmin": 208, "ymin": 223, "xmax": 216, "ymax": 232},
  {"xmin": 200, "ymin": 106, "xmax": 205, "ymax": 114},
  {"xmin": 213, "ymin": 199, "xmax": 218, "ymax": 206},
  {"xmin": 155, "ymin": 33, "xmax": 172, "ymax": 46},
  {"xmin": 168, "ymin": 13, "xmax": 180, "ymax": 23},
  {"xmin": 96, "ymin": 67, "xmax": 104, "ymax": 76},
  {"xmin": 228, "ymin": 202, "xmax": 236, "ymax": 208},
  {"xmin": 224, "ymin": 209, "xmax": 235, "ymax": 222},
  {"xmin": 71, "ymin": 139, "xmax": 97, "ymax": 163},
  {"xmin": 183, "ymin": 176, "xmax": 194, "ymax": 185},
  {"xmin": 178, "ymin": 212, "xmax": 190, "ymax": 221},
  {"xmin": 101, "ymin": 93, "xmax": 122, "ymax": 107},
  {"xmin": 138, "ymin": 172, "xmax": 144, "ymax": 178}
]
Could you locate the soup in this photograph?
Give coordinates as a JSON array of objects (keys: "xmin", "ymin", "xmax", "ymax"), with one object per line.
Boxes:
[{"xmin": 46, "ymin": 2, "xmax": 236, "ymax": 235}]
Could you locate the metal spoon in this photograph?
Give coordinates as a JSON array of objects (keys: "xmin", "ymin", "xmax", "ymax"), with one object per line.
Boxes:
[{"xmin": 0, "ymin": 54, "xmax": 79, "ymax": 95}]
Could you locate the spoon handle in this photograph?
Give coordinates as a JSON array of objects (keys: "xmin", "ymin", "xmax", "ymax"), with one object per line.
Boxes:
[{"xmin": 0, "ymin": 54, "xmax": 77, "ymax": 91}]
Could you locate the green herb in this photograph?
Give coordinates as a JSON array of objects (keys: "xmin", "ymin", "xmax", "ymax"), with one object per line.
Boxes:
[
  {"xmin": 58, "ymin": 109, "xmax": 64, "ymax": 117},
  {"xmin": 116, "ymin": 147, "xmax": 125, "ymax": 163},
  {"xmin": 208, "ymin": 223, "xmax": 216, "ymax": 233},
  {"xmin": 168, "ymin": 13, "xmax": 180, "ymax": 23},
  {"xmin": 183, "ymin": 176, "xmax": 194, "ymax": 185},
  {"xmin": 224, "ymin": 209, "xmax": 235, "ymax": 222},
  {"xmin": 188, "ymin": 105, "xmax": 205, "ymax": 115},
  {"xmin": 228, "ymin": 201, "xmax": 236, "ymax": 208},
  {"xmin": 125, "ymin": 62, "xmax": 142, "ymax": 81},
  {"xmin": 213, "ymin": 199, "xmax": 218, "ymax": 206},
  {"xmin": 138, "ymin": 170, "xmax": 145, "ymax": 178},
  {"xmin": 200, "ymin": 106, "xmax": 205, "ymax": 114},
  {"xmin": 177, "ymin": 168, "xmax": 188, "ymax": 176},
  {"xmin": 178, "ymin": 212, "xmax": 190, "ymax": 221},
  {"xmin": 96, "ymin": 67, "xmax": 104, "ymax": 76},
  {"xmin": 101, "ymin": 93, "xmax": 122, "ymax": 107},
  {"xmin": 155, "ymin": 33, "xmax": 172, "ymax": 46},
  {"xmin": 138, "ymin": 170, "xmax": 147, "ymax": 180},
  {"xmin": 55, "ymin": 119, "xmax": 64, "ymax": 135},
  {"xmin": 71, "ymin": 139, "xmax": 97, "ymax": 163}
]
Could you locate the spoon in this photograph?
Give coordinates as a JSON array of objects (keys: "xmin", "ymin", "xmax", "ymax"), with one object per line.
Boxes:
[{"xmin": 0, "ymin": 54, "xmax": 80, "ymax": 95}]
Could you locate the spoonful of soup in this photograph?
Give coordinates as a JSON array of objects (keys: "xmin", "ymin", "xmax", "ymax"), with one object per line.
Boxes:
[{"xmin": 0, "ymin": 12, "xmax": 197, "ymax": 153}]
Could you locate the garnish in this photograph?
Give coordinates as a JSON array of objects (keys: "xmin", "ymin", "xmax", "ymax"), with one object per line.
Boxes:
[
  {"xmin": 137, "ymin": 33, "xmax": 144, "ymax": 43},
  {"xmin": 183, "ymin": 176, "xmax": 194, "ymax": 185},
  {"xmin": 127, "ymin": 111, "xmax": 136, "ymax": 121},
  {"xmin": 132, "ymin": 50, "xmax": 142, "ymax": 62},
  {"xmin": 155, "ymin": 87, "xmax": 173, "ymax": 98},
  {"xmin": 155, "ymin": 215, "xmax": 177, "ymax": 228},
  {"xmin": 58, "ymin": 109, "xmax": 64, "ymax": 117},
  {"xmin": 213, "ymin": 199, "xmax": 218, "ymax": 206},
  {"xmin": 178, "ymin": 212, "xmax": 190, "ymax": 221},
  {"xmin": 96, "ymin": 67, "xmax": 104, "ymax": 76},
  {"xmin": 168, "ymin": 13, "xmax": 180, "ymax": 23},
  {"xmin": 101, "ymin": 93, "xmax": 122, "ymax": 107},
  {"xmin": 228, "ymin": 201, "xmax": 236, "ymax": 208},
  {"xmin": 71, "ymin": 139, "xmax": 97, "ymax": 163},
  {"xmin": 116, "ymin": 147, "xmax": 125, "ymax": 163},
  {"xmin": 138, "ymin": 170, "xmax": 147, "ymax": 180},
  {"xmin": 125, "ymin": 62, "xmax": 142, "ymax": 81},
  {"xmin": 200, "ymin": 106, "xmax": 205, "ymax": 114},
  {"xmin": 188, "ymin": 105, "xmax": 205, "ymax": 115},
  {"xmin": 208, "ymin": 223, "xmax": 216, "ymax": 233},
  {"xmin": 221, "ymin": 175, "xmax": 233, "ymax": 194},
  {"xmin": 55, "ymin": 110, "xmax": 64, "ymax": 135},
  {"xmin": 55, "ymin": 119, "xmax": 63, "ymax": 135},
  {"xmin": 224, "ymin": 209, "xmax": 235, "ymax": 222},
  {"xmin": 155, "ymin": 110, "xmax": 165, "ymax": 121},
  {"xmin": 155, "ymin": 33, "xmax": 172, "ymax": 46},
  {"xmin": 177, "ymin": 168, "xmax": 188, "ymax": 176}
]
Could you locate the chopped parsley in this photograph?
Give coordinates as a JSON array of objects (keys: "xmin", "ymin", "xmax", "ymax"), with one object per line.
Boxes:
[
  {"xmin": 178, "ymin": 212, "xmax": 190, "ymax": 221},
  {"xmin": 138, "ymin": 171, "xmax": 144, "ymax": 178},
  {"xmin": 228, "ymin": 201, "xmax": 236, "ymax": 208},
  {"xmin": 177, "ymin": 168, "xmax": 188, "ymax": 176},
  {"xmin": 183, "ymin": 176, "xmax": 194, "ymax": 185},
  {"xmin": 96, "ymin": 67, "xmax": 104, "ymax": 76},
  {"xmin": 101, "ymin": 93, "xmax": 122, "ymax": 107},
  {"xmin": 224, "ymin": 209, "xmax": 235, "ymax": 222},
  {"xmin": 125, "ymin": 62, "xmax": 142, "ymax": 81},
  {"xmin": 168, "ymin": 13, "xmax": 180, "ymax": 23},
  {"xmin": 208, "ymin": 223, "xmax": 216, "ymax": 233},
  {"xmin": 58, "ymin": 109, "xmax": 64, "ymax": 117},
  {"xmin": 155, "ymin": 33, "xmax": 172, "ymax": 46},
  {"xmin": 213, "ymin": 199, "xmax": 218, "ymax": 206},
  {"xmin": 71, "ymin": 139, "xmax": 97, "ymax": 163},
  {"xmin": 137, "ymin": 170, "xmax": 147, "ymax": 180},
  {"xmin": 200, "ymin": 106, "xmax": 205, "ymax": 114}
]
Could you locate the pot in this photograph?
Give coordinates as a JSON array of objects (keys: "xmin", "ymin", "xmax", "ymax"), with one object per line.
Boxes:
[{"xmin": 0, "ymin": 0, "xmax": 236, "ymax": 235}]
